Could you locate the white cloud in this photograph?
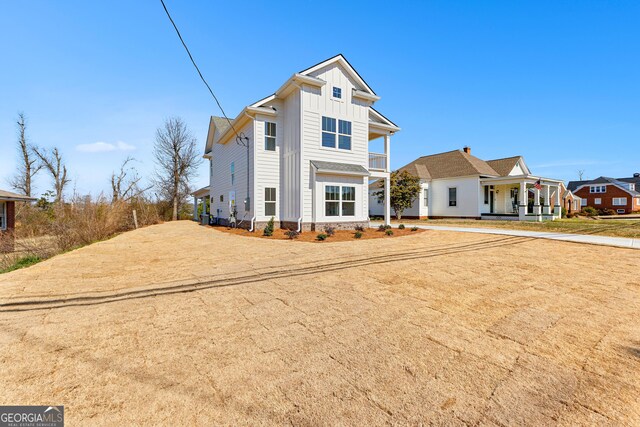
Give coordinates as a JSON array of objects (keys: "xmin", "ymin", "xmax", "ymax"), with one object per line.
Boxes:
[{"xmin": 76, "ymin": 141, "xmax": 136, "ymax": 153}]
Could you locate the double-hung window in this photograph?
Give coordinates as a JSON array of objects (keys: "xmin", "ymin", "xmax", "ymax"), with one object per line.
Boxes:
[
  {"xmin": 265, "ymin": 122, "xmax": 276, "ymax": 151},
  {"xmin": 424, "ymin": 188, "xmax": 429, "ymax": 207},
  {"xmin": 613, "ymin": 197, "xmax": 627, "ymax": 206},
  {"xmin": 321, "ymin": 116, "xmax": 351, "ymax": 150},
  {"xmin": 594, "ymin": 198, "xmax": 601, "ymax": 205},
  {"xmin": 449, "ymin": 187, "xmax": 457, "ymax": 207},
  {"xmin": 581, "ymin": 198, "xmax": 587, "ymax": 207},
  {"xmin": 264, "ymin": 188, "xmax": 276, "ymax": 216},
  {"xmin": 325, "ymin": 185, "xmax": 356, "ymax": 217}
]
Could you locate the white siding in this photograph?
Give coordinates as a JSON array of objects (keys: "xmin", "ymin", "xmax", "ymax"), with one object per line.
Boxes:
[
  {"xmin": 282, "ymin": 91, "xmax": 301, "ymax": 221},
  {"xmin": 314, "ymin": 174, "xmax": 368, "ymax": 223},
  {"xmin": 430, "ymin": 177, "xmax": 481, "ymax": 218},
  {"xmin": 254, "ymin": 100, "xmax": 283, "ymax": 221},
  {"xmin": 369, "ymin": 180, "xmax": 428, "ymax": 218},
  {"xmin": 210, "ymin": 121, "xmax": 254, "ymax": 222}
]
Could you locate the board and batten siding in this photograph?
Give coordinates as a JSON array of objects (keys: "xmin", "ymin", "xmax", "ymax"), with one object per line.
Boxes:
[
  {"xmin": 282, "ymin": 90, "xmax": 301, "ymax": 222},
  {"xmin": 300, "ymin": 62, "xmax": 371, "ymax": 223},
  {"xmin": 210, "ymin": 121, "xmax": 254, "ymax": 222}
]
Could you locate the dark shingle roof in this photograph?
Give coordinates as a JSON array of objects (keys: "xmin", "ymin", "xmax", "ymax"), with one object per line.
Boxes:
[
  {"xmin": 0, "ymin": 189, "xmax": 37, "ymax": 201},
  {"xmin": 568, "ymin": 176, "xmax": 640, "ymax": 196}
]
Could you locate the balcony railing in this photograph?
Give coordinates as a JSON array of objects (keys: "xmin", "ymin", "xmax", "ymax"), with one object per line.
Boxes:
[{"xmin": 369, "ymin": 152, "xmax": 387, "ymax": 171}]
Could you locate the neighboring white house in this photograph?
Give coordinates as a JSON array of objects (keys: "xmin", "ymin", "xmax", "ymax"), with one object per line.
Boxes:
[
  {"xmin": 369, "ymin": 147, "xmax": 565, "ymax": 221},
  {"xmin": 202, "ymin": 54, "xmax": 399, "ymax": 231}
]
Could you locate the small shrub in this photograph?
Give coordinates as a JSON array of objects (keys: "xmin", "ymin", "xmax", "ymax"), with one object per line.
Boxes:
[
  {"xmin": 354, "ymin": 231, "xmax": 363, "ymax": 239},
  {"xmin": 263, "ymin": 217, "xmax": 275, "ymax": 236},
  {"xmin": 398, "ymin": 224, "xmax": 405, "ymax": 230},
  {"xmin": 581, "ymin": 206, "xmax": 598, "ymax": 217},
  {"xmin": 285, "ymin": 229, "xmax": 299, "ymax": 240},
  {"xmin": 597, "ymin": 208, "xmax": 617, "ymax": 216},
  {"xmin": 316, "ymin": 233, "xmax": 328, "ymax": 241},
  {"xmin": 385, "ymin": 229, "xmax": 394, "ymax": 236},
  {"xmin": 411, "ymin": 226, "xmax": 418, "ymax": 231},
  {"xmin": 354, "ymin": 225, "xmax": 365, "ymax": 232},
  {"xmin": 561, "ymin": 207, "xmax": 567, "ymax": 218},
  {"xmin": 378, "ymin": 224, "xmax": 391, "ymax": 231},
  {"xmin": 324, "ymin": 226, "xmax": 336, "ymax": 236}
]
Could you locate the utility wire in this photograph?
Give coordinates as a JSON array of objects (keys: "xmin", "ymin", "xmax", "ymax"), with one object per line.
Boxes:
[{"xmin": 159, "ymin": 0, "xmax": 247, "ymax": 145}]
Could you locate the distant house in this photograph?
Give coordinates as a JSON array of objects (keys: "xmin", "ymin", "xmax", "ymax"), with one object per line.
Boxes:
[
  {"xmin": 203, "ymin": 54, "xmax": 399, "ymax": 231},
  {"xmin": 369, "ymin": 147, "xmax": 565, "ymax": 221},
  {"xmin": 567, "ymin": 175, "xmax": 640, "ymax": 214},
  {"xmin": 0, "ymin": 189, "xmax": 36, "ymax": 251}
]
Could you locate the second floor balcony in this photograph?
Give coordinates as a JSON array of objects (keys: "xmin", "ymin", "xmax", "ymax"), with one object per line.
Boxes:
[{"xmin": 369, "ymin": 152, "xmax": 387, "ymax": 171}]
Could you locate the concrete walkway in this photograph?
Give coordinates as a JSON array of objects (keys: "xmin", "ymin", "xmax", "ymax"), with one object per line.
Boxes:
[{"xmin": 373, "ymin": 223, "xmax": 640, "ymax": 250}]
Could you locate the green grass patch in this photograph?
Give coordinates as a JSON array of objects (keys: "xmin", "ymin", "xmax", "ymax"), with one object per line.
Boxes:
[{"xmin": 0, "ymin": 255, "xmax": 42, "ymax": 274}]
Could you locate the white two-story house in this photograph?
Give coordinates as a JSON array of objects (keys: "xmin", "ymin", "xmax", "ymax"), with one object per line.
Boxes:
[{"xmin": 202, "ymin": 54, "xmax": 399, "ymax": 231}]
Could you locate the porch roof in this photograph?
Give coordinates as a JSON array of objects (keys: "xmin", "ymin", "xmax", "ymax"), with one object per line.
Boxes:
[
  {"xmin": 311, "ymin": 160, "xmax": 369, "ymax": 176},
  {"xmin": 0, "ymin": 189, "xmax": 37, "ymax": 202},
  {"xmin": 480, "ymin": 174, "xmax": 563, "ymax": 186},
  {"xmin": 191, "ymin": 186, "xmax": 210, "ymax": 198}
]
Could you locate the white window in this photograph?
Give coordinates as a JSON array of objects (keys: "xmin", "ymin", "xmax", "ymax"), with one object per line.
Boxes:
[
  {"xmin": 449, "ymin": 187, "xmax": 457, "ymax": 207},
  {"xmin": 264, "ymin": 122, "xmax": 276, "ymax": 151},
  {"xmin": 617, "ymin": 209, "xmax": 626, "ymax": 214},
  {"xmin": 264, "ymin": 188, "xmax": 276, "ymax": 216},
  {"xmin": 230, "ymin": 162, "xmax": 235, "ymax": 185},
  {"xmin": 321, "ymin": 116, "xmax": 351, "ymax": 150},
  {"xmin": 0, "ymin": 202, "xmax": 5, "ymax": 230},
  {"xmin": 332, "ymin": 86, "xmax": 342, "ymax": 99},
  {"xmin": 590, "ymin": 185, "xmax": 606, "ymax": 193},
  {"xmin": 636, "ymin": 198, "xmax": 640, "ymax": 206},
  {"xmin": 325, "ymin": 185, "xmax": 355, "ymax": 217},
  {"xmin": 630, "ymin": 184, "xmax": 635, "ymax": 191},
  {"xmin": 581, "ymin": 198, "xmax": 587, "ymax": 207},
  {"xmin": 612, "ymin": 197, "xmax": 627, "ymax": 206},
  {"xmin": 423, "ymin": 188, "xmax": 429, "ymax": 207},
  {"xmin": 594, "ymin": 198, "xmax": 601, "ymax": 205}
]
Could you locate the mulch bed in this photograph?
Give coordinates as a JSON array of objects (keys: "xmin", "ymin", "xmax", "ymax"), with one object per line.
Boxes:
[{"xmin": 211, "ymin": 226, "xmax": 425, "ymax": 242}]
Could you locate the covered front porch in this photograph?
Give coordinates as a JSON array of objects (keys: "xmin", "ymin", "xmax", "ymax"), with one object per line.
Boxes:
[
  {"xmin": 480, "ymin": 176, "xmax": 564, "ymax": 221},
  {"xmin": 191, "ymin": 186, "xmax": 210, "ymax": 225}
]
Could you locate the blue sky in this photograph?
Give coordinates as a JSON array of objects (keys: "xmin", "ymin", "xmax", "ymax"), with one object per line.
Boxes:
[{"xmin": 1, "ymin": 1, "xmax": 638, "ymax": 198}]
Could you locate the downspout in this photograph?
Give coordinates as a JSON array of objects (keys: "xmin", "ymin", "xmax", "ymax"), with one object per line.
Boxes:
[
  {"xmin": 296, "ymin": 217, "xmax": 302, "ymax": 233},
  {"xmin": 249, "ymin": 216, "xmax": 256, "ymax": 232}
]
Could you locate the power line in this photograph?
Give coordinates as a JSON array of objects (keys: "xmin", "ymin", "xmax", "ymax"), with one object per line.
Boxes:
[{"xmin": 159, "ymin": 0, "xmax": 247, "ymax": 145}]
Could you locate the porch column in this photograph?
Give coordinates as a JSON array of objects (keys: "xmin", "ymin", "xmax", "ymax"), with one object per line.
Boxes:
[
  {"xmin": 384, "ymin": 176, "xmax": 391, "ymax": 226},
  {"xmin": 193, "ymin": 197, "xmax": 199, "ymax": 221},
  {"xmin": 384, "ymin": 134, "xmax": 391, "ymax": 172},
  {"xmin": 543, "ymin": 185, "xmax": 551, "ymax": 216},
  {"xmin": 519, "ymin": 181, "xmax": 527, "ymax": 220},
  {"xmin": 533, "ymin": 186, "xmax": 542, "ymax": 221},
  {"xmin": 554, "ymin": 186, "xmax": 562, "ymax": 219}
]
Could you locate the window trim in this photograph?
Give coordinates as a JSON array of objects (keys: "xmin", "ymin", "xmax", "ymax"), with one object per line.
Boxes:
[
  {"xmin": 0, "ymin": 201, "xmax": 5, "ymax": 230},
  {"xmin": 264, "ymin": 187, "xmax": 276, "ymax": 216},
  {"xmin": 332, "ymin": 86, "xmax": 342, "ymax": 100},
  {"xmin": 324, "ymin": 184, "xmax": 356, "ymax": 217},
  {"xmin": 594, "ymin": 198, "xmax": 602, "ymax": 205},
  {"xmin": 423, "ymin": 188, "xmax": 429, "ymax": 207},
  {"xmin": 590, "ymin": 185, "xmax": 606, "ymax": 193},
  {"xmin": 448, "ymin": 187, "xmax": 457, "ymax": 207},
  {"xmin": 264, "ymin": 121, "xmax": 276, "ymax": 151},
  {"xmin": 321, "ymin": 116, "xmax": 352, "ymax": 151},
  {"xmin": 581, "ymin": 198, "xmax": 587, "ymax": 207},
  {"xmin": 230, "ymin": 162, "xmax": 235, "ymax": 186},
  {"xmin": 612, "ymin": 197, "xmax": 627, "ymax": 206}
]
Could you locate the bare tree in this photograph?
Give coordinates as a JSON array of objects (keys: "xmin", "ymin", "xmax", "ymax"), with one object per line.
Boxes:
[
  {"xmin": 9, "ymin": 113, "xmax": 41, "ymax": 196},
  {"xmin": 110, "ymin": 156, "xmax": 145, "ymax": 202},
  {"xmin": 33, "ymin": 146, "xmax": 70, "ymax": 203},
  {"xmin": 153, "ymin": 117, "xmax": 200, "ymax": 220},
  {"xmin": 577, "ymin": 169, "xmax": 585, "ymax": 180}
]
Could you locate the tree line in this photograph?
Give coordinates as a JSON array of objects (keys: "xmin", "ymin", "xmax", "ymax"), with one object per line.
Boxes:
[{"xmin": 8, "ymin": 113, "xmax": 200, "ymax": 221}]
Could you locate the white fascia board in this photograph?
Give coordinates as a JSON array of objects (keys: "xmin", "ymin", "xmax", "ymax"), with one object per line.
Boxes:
[
  {"xmin": 352, "ymin": 89, "xmax": 380, "ymax": 102},
  {"xmin": 369, "ymin": 121, "xmax": 401, "ymax": 133},
  {"xmin": 246, "ymin": 106, "xmax": 278, "ymax": 117},
  {"xmin": 300, "ymin": 54, "xmax": 376, "ymax": 95}
]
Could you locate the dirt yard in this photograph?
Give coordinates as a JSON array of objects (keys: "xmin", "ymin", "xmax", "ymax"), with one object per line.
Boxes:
[{"xmin": 0, "ymin": 221, "xmax": 638, "ymax": 425}]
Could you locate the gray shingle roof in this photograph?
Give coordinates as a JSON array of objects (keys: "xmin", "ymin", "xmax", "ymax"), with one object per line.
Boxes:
[
  {"xmin": 211, "ymin": 116, "xmax": 231, "ymax": 138},
  {"xmin": 310, "ymin": 160, "xmax": 369, "ymax": 176},
  {"xmin": 568, "ymin": 176, "xmax": 640, "ymax": 196},
  {"xmin": 486, "ymin": 156, "xmax": 522, "ymax": 176}
]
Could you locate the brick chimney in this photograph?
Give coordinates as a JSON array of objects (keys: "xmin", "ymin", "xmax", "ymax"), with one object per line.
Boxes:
[{"xmin": 463, "ymin": 146, "xmax": 471, "ymax": 155}]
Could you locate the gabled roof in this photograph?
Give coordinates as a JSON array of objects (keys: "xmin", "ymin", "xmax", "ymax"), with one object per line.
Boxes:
[
  {"xmin": 399, "ymin": 149, "xmax": 500, "ymax": 180},
  {"xmin": 0, "ymin": 189, "xmax": 37, "ymax": 202},
  {"xmin": 486, "ymin": 156, "xmax": 524, "ymax": 176},
  {"xmin": 211, "ymin": 116, "xmax": 230, "ymax": 136},
  {"xmin": 568, "ymin": 176, "xmax": 640, "ymax": 196},
  {"xmin": 299, "ymin": 54, "xmax": 376, "ymax": 95}
]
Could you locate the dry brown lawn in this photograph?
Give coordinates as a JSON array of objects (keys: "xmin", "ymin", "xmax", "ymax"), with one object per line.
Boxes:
[{"xmin": 0, "ymin": 221, "xmax": 638, "ymax": 426}]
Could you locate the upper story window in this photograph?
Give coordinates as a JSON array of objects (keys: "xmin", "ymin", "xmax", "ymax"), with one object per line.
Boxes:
[
  {"xmin": 264, "ymin": 122, "xmax": 276, "ymax": 151},
  {"xmin": 590, "ymin": 185, "xmax": 606, "ymax": 193},
  {"xmin": 332, "ymin": 86, "xmax": 342, "ymax": 99},
  {"xmin": 321, "ymin": 116, "xmax": 351, "ymax": 150},
  {"xmin": 630, "ymin": 184, "xmax": 636, "ymax": 191}
]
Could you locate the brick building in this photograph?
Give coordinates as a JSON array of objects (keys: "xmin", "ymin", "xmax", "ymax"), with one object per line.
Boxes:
[
  {"xmin": 0, "ymin": 189, "xmax": 37, "ymax": 252},
  {"xmin": 567, "ymin": 176, "xmax": 640, "ymax": 214}
]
